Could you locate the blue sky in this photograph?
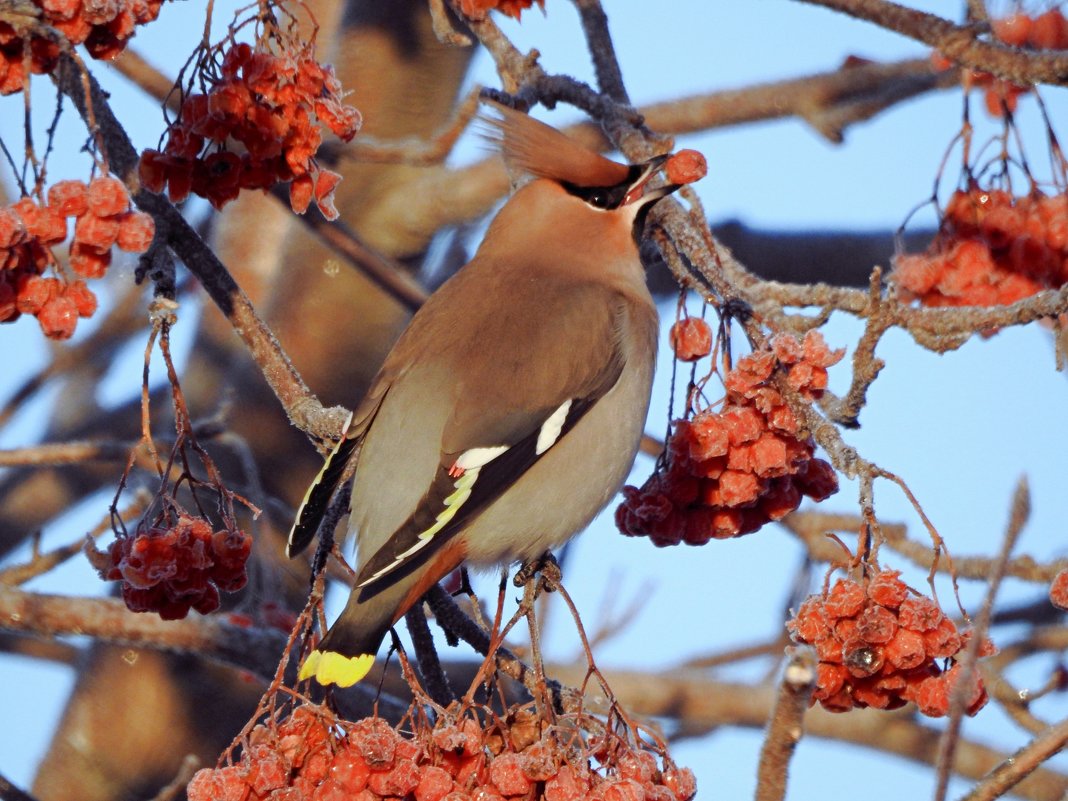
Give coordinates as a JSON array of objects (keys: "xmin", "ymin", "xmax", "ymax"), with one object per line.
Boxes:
[{"xmin": 2, "ymin": 1, "xmax": 1068, "ymax": 798}]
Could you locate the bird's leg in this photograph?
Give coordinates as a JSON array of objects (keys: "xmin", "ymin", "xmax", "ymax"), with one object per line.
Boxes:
[{"xmin": 513, "ymin": 550, "xmax": 561, "ymax": 593}]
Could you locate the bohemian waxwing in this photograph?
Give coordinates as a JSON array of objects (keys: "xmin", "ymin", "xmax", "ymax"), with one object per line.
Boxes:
[{"xmin": 287, "ymin": 103, "xmax": 684, "ymax": 687}]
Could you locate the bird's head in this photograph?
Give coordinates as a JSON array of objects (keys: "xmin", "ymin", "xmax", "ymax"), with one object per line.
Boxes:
[{"xmin": 483, "ymin": 102, "xmax": 684, "ymax": 241}]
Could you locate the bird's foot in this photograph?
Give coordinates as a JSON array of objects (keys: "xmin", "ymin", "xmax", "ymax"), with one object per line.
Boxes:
[{"xmin": 513, "ymin": 550, "xmax": 561, "ymax": 594}]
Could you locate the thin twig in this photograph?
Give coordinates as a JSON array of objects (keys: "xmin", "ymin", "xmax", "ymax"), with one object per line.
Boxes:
[
  {"xmin": 50, "ymin": 54, "xmax": 350, "ymax": 447},
  {"xmin": 755, "ymin": 646, "xmax": 818, "ymax": 801},
  {"xmin": 958, "ymin": 716, "xmax": 1068, "ymax": 801},
  {"xmin": 933, "ymin": 477, "xmax": 1031, "ymax": 801}
]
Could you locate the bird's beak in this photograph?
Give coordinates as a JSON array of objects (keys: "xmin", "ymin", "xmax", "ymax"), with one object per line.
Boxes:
[{"xmin": 622, "ymin": 154, "xmax": 680, "ymax": 208}]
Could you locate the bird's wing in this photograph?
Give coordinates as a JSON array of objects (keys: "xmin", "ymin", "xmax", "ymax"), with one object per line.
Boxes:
[
  {"xmin": 353, "ymin": 305, "xmax": 629, "ymax": 598},
  {"xmin": 285, "ymin": 376, "xmax": 394, "ymax": 558}
]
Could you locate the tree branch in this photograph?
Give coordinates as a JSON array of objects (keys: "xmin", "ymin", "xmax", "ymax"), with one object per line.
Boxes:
[
  {"xmin": 797, "ymin": 0, "xmax": 1068, "ymax": 86},
  {"xmin": 50, "ymin": 54, "xmax": 349, "ymax": 447}
]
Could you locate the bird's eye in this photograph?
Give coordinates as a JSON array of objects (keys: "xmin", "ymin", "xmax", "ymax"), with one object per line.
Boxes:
[{"xmin": 587, "ymin": 191, "xmax": 608, "ymax": 208}]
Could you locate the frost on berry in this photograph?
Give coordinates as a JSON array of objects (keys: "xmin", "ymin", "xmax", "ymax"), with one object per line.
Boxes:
[
  {"xmin": 86, "ymin": 512, "xmax": 251, "ymax": 620},
  {"xmin": 617, "ymin": 332, "xmax": 842, "ymax": 545},
  {"xmin": 139, "ymin": 38, "xmax": 361, "ymax": 215},
  {"xmin": 0, "ymin": 0, "xmax": 163, "ymax": 95},
  {"xmin": 787, "ymin": 569, "xmax": 991, "ymax": 716},
  {"xmin": 188, "ymin": 700, "xmax": 697, "ymax": 801},
  {"xmin": 891, "ymin": 187, "xmax": 1068, "ymax": 326},
  {"xmin": 669, "ymin": 317, "xmax": 712, "ymax": 362}
]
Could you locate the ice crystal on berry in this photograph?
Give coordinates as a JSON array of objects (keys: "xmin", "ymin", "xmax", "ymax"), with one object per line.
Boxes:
[
  {"xmin": 891, "ymin": 187, "xmax": 1068, "ymax": 323},
  {"xmin": 787, "ymin": 569, "xmax": 993, "ymax": 716}
]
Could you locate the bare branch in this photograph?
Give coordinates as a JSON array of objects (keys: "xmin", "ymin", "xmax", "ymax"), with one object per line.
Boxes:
[
  {"xmin": 50, "ymin": 54, "xmax": 350, "ymax": 446},
  {"xmin": 755, "ymin": 647, "xmax": 817, "ymax": 801},
  {"xmin": 934, "ymin": 477, "xmax": 1030, "ymax": 801},
  {"xmin": 959, "ymin": 717, "xmax": 1068, "ymax": 801},
  {"xmin": 797, "ymin": 0, "xmax": 1068, "ymax": 86}
]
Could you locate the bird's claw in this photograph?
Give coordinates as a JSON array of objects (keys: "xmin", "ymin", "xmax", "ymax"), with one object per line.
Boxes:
[{"xmin": 513, "ymin": 551, "xmax": 561, "ymax": 594}]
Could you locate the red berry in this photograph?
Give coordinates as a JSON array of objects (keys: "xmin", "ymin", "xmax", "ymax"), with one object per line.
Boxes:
[
  {"xmin": 74, "ymin": 212, "xmax": 120, "ymax": 251},
  {"xmin": 116, "ymin": 211, "xmax": 156, "ymax": 253},
  {"xmin": 1051, "ymin": 568, "xmax": 1068, "ymax": 611},
  {"xmin": 38, "ymin": 294, "xmax": 79, "ymax": 339},
  {"xmin": 47, "ymin": 179, "xmax": 89, "ymax": 217},
  {"xmin": 65, "ymin": 280, "xmax": 98, "ymax": 317},
  {"xmin": 665, "ymin": 149, "xmax": 707, "ymax": 185},
  {"xmin": 668, "ymin": 317, "xmax": 712, "ymax": 361},
  {"xmin": 87, "ymin": 175, "xmax": 130, "ymax": 217}
]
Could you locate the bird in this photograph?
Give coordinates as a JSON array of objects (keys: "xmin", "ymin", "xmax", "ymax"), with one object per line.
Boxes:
[{"xmin": 287, "ymin": 102, "xmax": 684, "ymax": 688}]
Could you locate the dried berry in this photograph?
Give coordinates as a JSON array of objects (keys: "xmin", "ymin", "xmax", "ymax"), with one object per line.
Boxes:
[
  {"xmin": 668, "ymin": 317, "xmax": 712, "ymax": 362},
  {"xmin": 87, "ymin": 513, "xmax": 250, "ymax": 620},
  {"xmin": 138, "ymin": 39, "xmax": 360, "ymax": 215},
  {"xmin": 892, "ymin": 188, "xmax": 1068, "ymax": 324},
  {"xmin": 664, "ymin": 149, "xmax": 707, "ymax": 185},
  {"xmin": 787, "ymin": 569, "xmax": 991, "ymax": 716},
  {"xmin": 618, "ymin": 332, "xmax": 842, "ymax": 545}
]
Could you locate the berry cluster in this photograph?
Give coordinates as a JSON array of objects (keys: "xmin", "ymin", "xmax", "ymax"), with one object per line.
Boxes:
[
  {"xmin": 88, "ymin": 512, "xmax": 251, "ymax": 620},
  {"xmin": 931, "ymin": 9, "xmax": 1068, "ymax": 117},
  {"xmin": 617, "ymin": 331, "xmax": 843, "ymax": 546},
  {"xmin": 788, "ymin": 569, "xmax": 993, "ymax": 716},
  {"xmin": 669, "ymin": 316, "xmax": 712, "ymax": 362},
  {"xmin": 892, "ymin": 188, "xmax": 1068, "ymax": 312},
  {"xmin": 1051, "ymin": 568, "xmax": 1068, "ymax": 611},
  {"xmin": 664, "ymin": 149, "xmax": 707, "ymax": 185},
  {"xmin": 0, "ymin": 0, "xmax": 164, "ymax": 95},
  {"xmin": 0, "ymin": 177, "xmax": 155, "ymax": 339},
  {"xmin": 457, "ymin": 0, "xmax": 545, "ymax": 21},
  {"xmin": 139, "ymin": 41, "xmax": 360, "ymax": 217},
  {"xmin": 188, "ymin": 705, "xmax": 697, "ymax": 801}
]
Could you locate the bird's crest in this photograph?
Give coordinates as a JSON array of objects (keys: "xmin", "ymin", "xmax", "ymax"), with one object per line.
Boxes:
[{"xmin": 483, "ymin": 101, "xmax": 631, "ymax": 188}]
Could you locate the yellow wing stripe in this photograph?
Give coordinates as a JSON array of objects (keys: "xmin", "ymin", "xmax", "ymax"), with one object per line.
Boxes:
[
  {"xmin": 298, "ymin": 650, "xmax": 375, "ymax": 687},
  {"xmin": 356, "ymin": 467, "xmax": 481, "ymax": 588}
]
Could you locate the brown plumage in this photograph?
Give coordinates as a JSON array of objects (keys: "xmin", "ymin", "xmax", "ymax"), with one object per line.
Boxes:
[
  {"xmin": 288, "ymin": 104, "xmax": 685, "ymax": 687},
  {"xmin": 486, "ymin": 102, "xmax": 631, "ymax": 188}
]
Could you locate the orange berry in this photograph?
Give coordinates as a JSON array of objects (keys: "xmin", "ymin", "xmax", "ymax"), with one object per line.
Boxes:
[
  {"xmin": 867, "ymin": 569, "xmax": 908, "ymax": 609},
  {"xmin": 116, "ymin": 211, "xmax": 155, "ymax": 253},
  {"xmin": 315, "ymin": 168, "xmax": 342, "ymax": 221},
  {"xmin": 669, "ymin": 316, "xmax": 712, "ymax": 361},
  {"xmin": 1029, "ymin": 9, "xmax": 1068, "ymax": 50},
  {"xmin": 74, "ymin": 212, "xmax": 120, "ymax": 251},
  {"xmin": 824, "ymin": 578, "xmax": 865, "ymax": 619},
  {"xmin": 16, "ymin": 274, "xmax": 60, "ymax": 314},
  {"xmin": 69, "ymin": 241, "xmax": 112, "ymax": 278},
  {"xmin": 665, "ymin": 149, "xmax": 707, "ymax": 185},
  {"xmin": 37, "ymin": 294, "xmax": 78, "ymax": 339},
  {"xmin": 64, "ymin": 280, "xmax": 98, "ymax": 317},
  {"xmin": 1050, "ymin": 568, "xmax": 1068, "ymax": 611},
  {"xmin": 992, "ymin": 13, "xmax": 1033, "ymax": 47},
  {"xmin": 87, "ymin": 175, "xmax": 130, "ymax": 217},
  {"xmin": 47, "ymin": 179, "xmax": 89, "ymax": 217}
]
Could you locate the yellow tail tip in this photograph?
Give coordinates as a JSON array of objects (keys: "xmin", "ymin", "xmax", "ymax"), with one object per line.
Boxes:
[{"xmin": 298, "ymin": 650, "xmax": 375, "ymax": 687}]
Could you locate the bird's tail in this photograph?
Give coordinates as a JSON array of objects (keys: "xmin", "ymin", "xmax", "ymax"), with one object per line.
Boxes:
[
  {"xmin": 298, "ymin": 621, "xmax": 387, "ymax": 688},
  {"xmin": 297, "ymin": 580, "xmax": 406, "ymax": 687}
]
